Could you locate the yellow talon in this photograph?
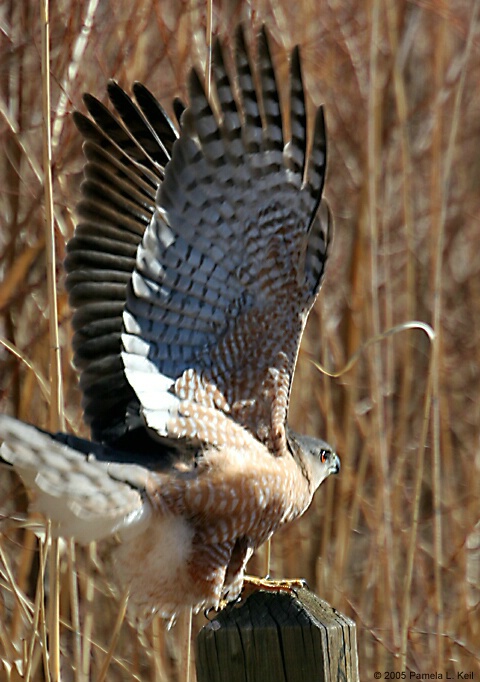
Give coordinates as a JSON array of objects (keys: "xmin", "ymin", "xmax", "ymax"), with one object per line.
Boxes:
[{"xmin": 242, "ymin": 575, "xmax": 308, "ymax": 596}]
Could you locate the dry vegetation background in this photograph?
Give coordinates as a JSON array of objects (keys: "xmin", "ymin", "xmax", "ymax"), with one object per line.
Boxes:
[{"xmin": 0, "ymin": 0, "xmax": 479, "ymax": 680}]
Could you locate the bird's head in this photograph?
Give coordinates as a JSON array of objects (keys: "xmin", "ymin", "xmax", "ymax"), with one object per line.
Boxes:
[{"xmin": 286, "ymin": 427, "xmax": 340, "ymax": 492}]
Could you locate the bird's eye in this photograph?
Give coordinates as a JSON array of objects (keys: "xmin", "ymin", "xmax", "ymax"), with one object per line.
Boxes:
[{"xmin": 320, "ymin": 449, "xmax": 329, "ymax": 463}]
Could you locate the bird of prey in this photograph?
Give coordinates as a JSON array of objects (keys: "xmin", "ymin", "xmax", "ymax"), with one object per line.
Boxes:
[{"xmin": 0, "ymin": 25, "xmax": 339, "ymax": 620}]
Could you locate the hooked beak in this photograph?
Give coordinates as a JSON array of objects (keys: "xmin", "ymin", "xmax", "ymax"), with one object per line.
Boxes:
[{"xmin": 330, "ymin": 453, "xmax": 341, "ymax": 475}]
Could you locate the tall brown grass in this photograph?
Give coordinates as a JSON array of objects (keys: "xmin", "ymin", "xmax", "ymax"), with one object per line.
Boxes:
[{"xmin": 0, "ymin": 1, "xmax": 479, "ymax": 680}]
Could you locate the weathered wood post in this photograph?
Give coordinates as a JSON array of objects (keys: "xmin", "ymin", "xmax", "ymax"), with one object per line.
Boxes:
[{"xmin": 196, "ymin": 587, "xmax": 359, "ymax": 682}]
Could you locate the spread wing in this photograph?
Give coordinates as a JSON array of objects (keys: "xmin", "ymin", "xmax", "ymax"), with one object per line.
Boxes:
[
  {"xmin": 66, "ymin": 80, "xmax": 180, "ymax": 444},
  {"xmin": 68, "ymin": 26, "xmax": 332, "ymax": 456}
]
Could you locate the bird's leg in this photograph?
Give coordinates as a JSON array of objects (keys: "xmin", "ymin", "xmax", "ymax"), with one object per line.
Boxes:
[
  {"xmin": 243, "ymin": 538, "xmax": 308, "ymax": 596},
  {"xmin": 263, "ymin": 538, "xmax": 271, "ymax": 577}
]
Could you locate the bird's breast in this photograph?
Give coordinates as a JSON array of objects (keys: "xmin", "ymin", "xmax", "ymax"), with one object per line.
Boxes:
[
  {"xmin": 113, "ymin": 443, "xmax": 314, "ymax": 620},
  {"xmin": 155, "ymin": 442, "xmax": 314, "ymax": 545}
]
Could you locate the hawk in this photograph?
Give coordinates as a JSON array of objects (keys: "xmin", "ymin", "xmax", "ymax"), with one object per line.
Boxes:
[{"xmin": 0, "ymin": 25, "xmax": 339, "ymax": 620}]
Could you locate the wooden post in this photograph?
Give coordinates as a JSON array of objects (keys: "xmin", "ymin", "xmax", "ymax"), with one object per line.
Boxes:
[{"xmin": 196, "ymin": 587, "xmax": 359, "ymax": 682}]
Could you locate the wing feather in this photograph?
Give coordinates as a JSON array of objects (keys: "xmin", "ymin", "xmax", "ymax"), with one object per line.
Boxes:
[
  {"xmin": 68, "ymin": 25, "xmax": 330, "ymax": 453},
  {"xmin": 122, "ymin": 26, "xmax": 331, "ymax": 453},
  {"xmin": 67, "ymin": 84, "xmax": 179, "ymax": 443}
]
